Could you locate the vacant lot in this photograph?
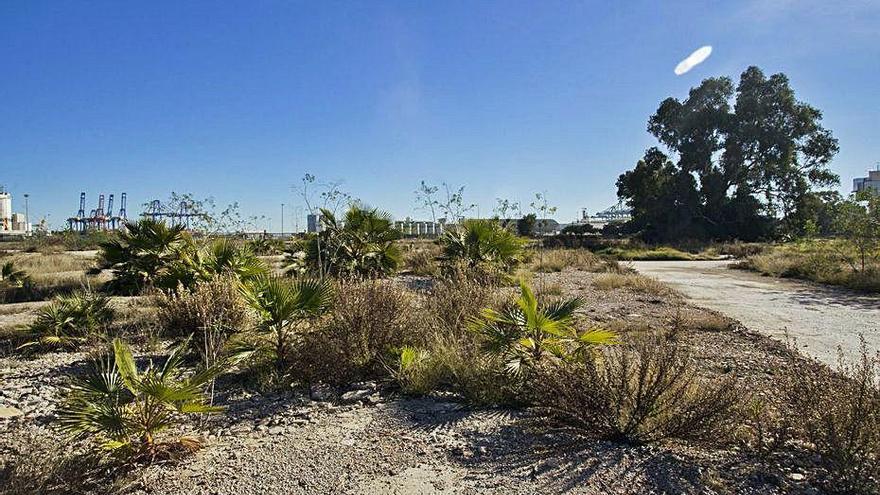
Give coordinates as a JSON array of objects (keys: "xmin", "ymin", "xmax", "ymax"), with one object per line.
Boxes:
[{"xmin": 1, "ymin": 264, "xmax": 826, "ymax": 494}]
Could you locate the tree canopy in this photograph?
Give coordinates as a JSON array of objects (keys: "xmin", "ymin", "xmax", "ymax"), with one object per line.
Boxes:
[{"xmin": 617, "ymin": 66, "xmax": 839, "ymax": 242}]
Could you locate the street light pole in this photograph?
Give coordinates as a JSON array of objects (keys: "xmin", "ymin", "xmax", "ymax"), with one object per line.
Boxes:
[
  {"xmin": 281, "ymin": 203, "xmax": 285, "ymax": 239},
  {"xmin": 23, "ymin": 194, "xmax": 29, "ymax": 233}
]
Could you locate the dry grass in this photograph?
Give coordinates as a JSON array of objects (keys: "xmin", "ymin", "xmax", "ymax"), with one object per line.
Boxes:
[
  {"xmin": 0, "ymin": 252, "xmax": 106, "ymax": 303},
  {"xmin": 528, "ymin": 248, "xmax": 631, "ymax": 274},
  {"xmin": 5, "ymin": 252, "xmax": 96, "ymax": 276},
  {"xmin": 530, "ymin": 249, "xmax": 603, "ymax": 272},
  {"xmin": 592, "ymin": 272, "xmax": 677, "ymax": 297},
  {"xmin": 668, "ymin": 309, "xmax": 732, "ymax": 335},
  {"xmin": 398, "ymin": 273, "xmax": 518, "ymax": 405},
  {"xmin": 402, "ymin": 249, "xmax": 439, "ymax": 276},
  {"xmin": 733, "ymin": 240, "xmax": 880, "ymax": 292}
]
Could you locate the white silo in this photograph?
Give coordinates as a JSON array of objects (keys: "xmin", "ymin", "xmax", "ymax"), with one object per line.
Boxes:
[{"xmin": 0, "ymin": 190, "xmax": 11, "ymax": 231}]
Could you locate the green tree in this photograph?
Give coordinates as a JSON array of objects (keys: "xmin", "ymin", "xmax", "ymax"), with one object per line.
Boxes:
[
  {"xmin": 517, "ymin": 213, "xmax": 537, "ymax": 237},
  {"xmin": 833, "ymin": 191, "xmax": 880, "ymax": 272},
  {"xmin": 620, "ymin": 66, "xmax": 838, "ymax": 242}
]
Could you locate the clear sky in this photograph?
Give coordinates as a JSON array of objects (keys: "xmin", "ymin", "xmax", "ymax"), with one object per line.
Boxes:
[{"xmin": 2, "ymin": 1, "xmax": 878, "ymax": 231}]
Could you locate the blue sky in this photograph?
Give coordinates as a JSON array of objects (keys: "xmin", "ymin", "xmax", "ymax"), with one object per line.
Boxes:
[{"xmin": 2, "ymin": 0, "xmax": 878, "ymax": 230}]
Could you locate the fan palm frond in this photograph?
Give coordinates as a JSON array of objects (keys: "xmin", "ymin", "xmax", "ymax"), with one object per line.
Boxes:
[
  {"xmin": 58, "ymin": 337, "xmax": 229, "ymax": 457},
  {"xmin": 470, "ymin": 281, "xmax": 615, "ymax": 374}
]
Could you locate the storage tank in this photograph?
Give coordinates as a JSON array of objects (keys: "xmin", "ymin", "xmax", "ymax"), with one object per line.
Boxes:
[
  {"xmin": 0, "ymin": 191, "xmax": 11, "ymax": 231},
  {"xmin": 12, "ymin": 212, "xmax": 26, "ymax": 231}
]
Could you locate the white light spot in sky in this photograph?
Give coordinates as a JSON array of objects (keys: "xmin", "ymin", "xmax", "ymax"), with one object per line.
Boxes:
[{"xmin": 674, "ymin": 46, "xmax": 713, "ymax": 75}]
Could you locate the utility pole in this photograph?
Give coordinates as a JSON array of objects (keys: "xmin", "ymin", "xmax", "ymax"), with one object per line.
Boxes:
[
  {"xmin": 23, "ymin": 194, "xmax": 29, "ymax": 233},
  {"xmin": 281, "ymin": 203, "xmax": 285, "ymax": 239}
]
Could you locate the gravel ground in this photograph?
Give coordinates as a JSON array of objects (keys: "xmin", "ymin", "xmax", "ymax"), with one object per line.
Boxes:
[
  {"xmin": 0, "ymin": 269, "xmax": 829, "ymax": 494},
  {"xmin": 633, "ymin": 260, "xmax": 880, "ymax": 367}
]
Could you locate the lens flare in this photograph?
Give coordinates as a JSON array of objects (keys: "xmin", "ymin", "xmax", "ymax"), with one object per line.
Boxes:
[{"xmin": 674, "ymin": 45, "xmax": 712, "ymax": 75}]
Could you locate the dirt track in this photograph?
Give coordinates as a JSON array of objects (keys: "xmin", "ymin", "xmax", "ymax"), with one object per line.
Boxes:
[{"xmin": 633, "ymin": 260, "xmax": 880, "ymax": 368}]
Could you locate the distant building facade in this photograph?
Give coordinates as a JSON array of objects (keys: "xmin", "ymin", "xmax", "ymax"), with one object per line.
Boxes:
[
  {"xmin": 394, "ymin": 218, "xmax": 445, "ymax": 237},
  {"xmin": 0, "ymin": 187, "xmax": 31, "ymax": 236},
  {"xmin": 853, "ymin": 169, "xmax": 880, "ymax": 194},
  {"xmin": 306, "ymin": 213, "xmax": 322, "ymax": 233}
]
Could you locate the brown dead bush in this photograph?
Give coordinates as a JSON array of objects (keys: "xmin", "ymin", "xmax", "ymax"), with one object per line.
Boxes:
[
  {"xmin": 296, "ymin": 279, "xmax": 420, "ymax": 385},
  {"xmin": 786, "ymin": 342, "xmax": 880, "ymax": 494},
  {"xmin": 154, "ymin": 275, "xmax": 251, "ymax": 360},
  {"xmin": 534, "ymin": 335, "xmax": 742, "ymax": 444}
]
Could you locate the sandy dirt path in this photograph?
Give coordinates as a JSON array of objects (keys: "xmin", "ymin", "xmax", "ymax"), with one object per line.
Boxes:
[{"xmin": 633, "ymin": 260, "xmax": 880, "ymax": 368}]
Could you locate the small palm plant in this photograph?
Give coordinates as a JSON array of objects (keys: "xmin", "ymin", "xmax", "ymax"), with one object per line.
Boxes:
[
  {"xmin": 441, "ymin": 219, "xmax": 525, "ymax": 271},
  {"xmin": 0, "ymin": 261, "xmax": 29, "ymax": 287},
  {"xmin": 241, "ymin": 275, "xmax": 333, "ymax": 367},
  {"xmin": 201, "ymin": 239, "xmax": 267, "ymax": 283},
  {"xmin": 99, "ymin": 219, "xmax": 188, "ymax": 293},
  {"xmin": 294, "ymin": 205, "xmax": 402, "ymax": 278},
  {"xmin": 163, "ymin": 239, "xmax": 268, "ymax": 289},
  {"xmin": 58, "ymin": 338, "xmax": 228, "ymax": 458},
  {"xmin": 470, "ymin": 281, "xmax": 616, "ymax": 375},
  {"xmin": 25, "ymin": 290, "xmax": 114, "ymax": 349}
]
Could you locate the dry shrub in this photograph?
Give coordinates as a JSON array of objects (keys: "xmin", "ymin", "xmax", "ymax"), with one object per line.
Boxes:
[
  {"xmin": 592, "ymin": 272, "xmax": 676, "ymax": 297},
  {"xmin": 394, "ymin": 272, "xmax": 518, "ymax": 404},
  {"xmin": 688, "ymin": 312, "xmax": 732, "ymax": 332},
  {"xmin": 155, "ymin": 276, "xmax": 250, "ymax": 336},
  {"xmin": 401, "ymin": 243, "xmax": 441, "ymax": 276},
  {"xmin": 739, "ymin": 398, "xmax": 793, "ymax": 461},
  {"xmin": 423, "ymin": 270, "xmax": 498, "ymax": 338},
  {"xmin": 787, "ymin": 342, "xmax": 880, "ymax": 494},
  {"xmin": 403, "ymin": 249, "xmax": 438, "ymax": 276},
  {"xmin": 296, "ymin": 279, "xmax": 420, "ymax": 385},
  {"xmin": 154, "ymin": 275, "xmax": 250, "ymax": 359},
  {"xmin": 535, "ymin": 336, "xmax": 742, "ymax": 444}
]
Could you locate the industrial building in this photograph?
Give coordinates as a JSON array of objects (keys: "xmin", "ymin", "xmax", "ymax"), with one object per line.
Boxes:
[
  {"xmin": 0, "ymin": 187, "xmax": 32, "ymax": 236},
  {"xmin": 394, "ymin": 218, "xmax": 445, "ymax": 237},
  {"xmin": 853, "ymin": 169, "xmax": 880, "ymax": 194}
]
